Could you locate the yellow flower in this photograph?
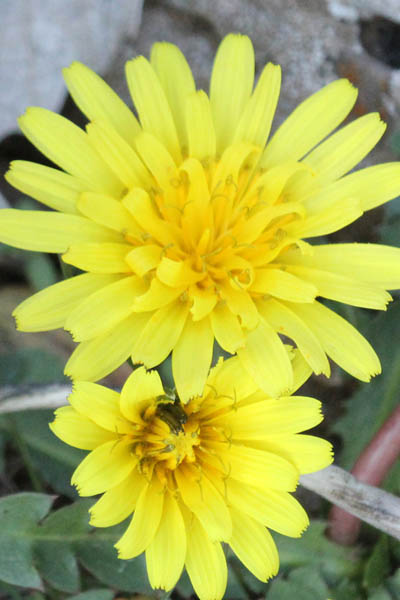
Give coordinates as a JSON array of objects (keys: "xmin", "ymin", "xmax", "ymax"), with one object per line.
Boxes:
[
  {"xmin": 50, "ymin": 356, "xmax": 332, "ymax": 600},
  {"xmin": 2, "ymin": 33, "xmax": 400, "ymax": 399}
]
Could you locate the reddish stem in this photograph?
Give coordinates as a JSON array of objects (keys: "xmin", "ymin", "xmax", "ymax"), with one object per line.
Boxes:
[{"xmin": 328, "ymin": 404, "xmax": 400, "ymax": 545}]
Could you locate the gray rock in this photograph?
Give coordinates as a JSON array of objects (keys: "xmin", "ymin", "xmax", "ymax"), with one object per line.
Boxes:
[{"xmin": 0, "ymin": 0, "xmax": 143, "ymax": 140}]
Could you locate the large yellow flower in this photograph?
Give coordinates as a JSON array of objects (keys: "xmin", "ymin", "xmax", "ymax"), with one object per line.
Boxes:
[
  {"xmin": 2, "ymin": 33, "xmax": 400, "ymax": 399},
  {"xmin": 50, "ymin": 356, "xmax": 332, "ymax": 600}
]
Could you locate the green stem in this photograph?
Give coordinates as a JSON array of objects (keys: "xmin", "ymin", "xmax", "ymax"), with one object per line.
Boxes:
[{"xmin": 9, "ymin": 417, "xmax": 44, "ymax": 493}]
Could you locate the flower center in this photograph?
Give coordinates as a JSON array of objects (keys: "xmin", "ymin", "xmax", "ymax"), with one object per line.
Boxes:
[
  {"xmin": 128, "ymin": 397, "xmax": 201, "ymax": 482},
  {"xmin": 123, "ymin": 148, "xmax": 308, "ymax": 303},
  {"xmin": 117, "ymin": 391, "xmax": 237, "ymax": 492}
]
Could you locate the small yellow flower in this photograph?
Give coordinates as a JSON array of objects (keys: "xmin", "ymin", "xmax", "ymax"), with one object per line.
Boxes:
[
  {"xmin": 50, "ymin": 356, "xmax": 332, "ymax": 600},
  {"xmin": 2, "ymin": 33, "xmax": 400, "ymax": 399}
]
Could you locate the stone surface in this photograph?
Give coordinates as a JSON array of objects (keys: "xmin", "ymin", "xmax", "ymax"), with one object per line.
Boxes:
[
  {"xmin": 327, "ymin": 0, "xmax": 400, "ymax": 24},
  {"xmin": 0, "ymin": 0, "xmax": 143, "ymax": 140}
]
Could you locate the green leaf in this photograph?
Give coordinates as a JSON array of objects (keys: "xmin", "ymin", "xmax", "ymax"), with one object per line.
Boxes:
[
  {"xmin": 266, "ymin": 579, "xmax": 305, "ymax": 600},
  {"xmin": 332, "ymin": 579, "xmax": 362, "ymax": 600},
  {"xmin": 0, "ymin": 349, "xmax": 66, "ymax": 386},
  {"xmin": 274, "ymin": 521, "xmax": 355, "ymax": 584},
  {"xmin": 363, "ymin": 536, "xmax": 390, "ymax": 590},
  {"xmin": 367, "ymin": 588, "xmax": 392, "ymax": 600},
  {"xmin": 379, "ymin": 194, "xmax": 400, "ymax": 246},
  {"xmin": 33, "ymin": 500, "xmax": 92, "ymax": 593},
  {"xmin": 289, "ymin": 567, "xmax": 328, "ymax": 594},
  {"xmin": 70, "ymin": 591, "xmax": 114, "ymax": 600},
  {"xmin": 0, "ymin": 493, "xmax": 54, "ymax": 589},
  {"xmin": 0, "ymin": 493, "xmax": 152, "ymax": 595},
  {"xmin": 228, "ymin": 553, "xmax": 267, "ymax": 595},
  {"xmin": 333, "ymin": 304, "xmax": 400, "ymax": 476},
  {"xmin": 25, "ymin": 253, "xmax": 59, "ymax": 292},
  {"xmin": 76, "ymin": 522, "xmax": 152, "ymax": 594},
  {"xmin": 3, "ymin": 410, "xmax": 85, "ymax": 498},
  {"xmin": 266, "ymin": 566, "xmax": 328, "ymax": 600},
  {"xmin": 386, "ymin": 568, "xmax": 400, "ymax": 598},
  {"xmin": 175, "ymin": 569, "xmax": 193, "ymax": 598}
]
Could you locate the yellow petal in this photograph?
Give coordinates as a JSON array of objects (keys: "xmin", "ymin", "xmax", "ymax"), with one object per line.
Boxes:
[
  {"xmin": 184, "ymin": 514, "xmax": 227, "ymax": 600},
  {"xmin": 252, "ymin": 434, "xmax": 333, "ymax": 474},
  {"xmin": 304, "ymin": 162, "xmax": 400, "ymax": 215},
  {"xmin": 5, "ymin": 160, "xmax": 82, "ymax": 214},
  {"xmin": 190, "ymin": 286, "xmax": 218, "ymax": 322},
  {"xmin": 286, "ymin": 197, "xmax": 363, "ymax": 238},
  {"xmin": 237, "ymin": 319, "xmax": 293, "ymax": 397},
  {"xmin": 126, "ymin": 57, "xmax": 181, "ymax": 163},
  {"xmin": 286, "ymin": 264, "xmax": 391, "ymax": 310},
  {"xmin": 133, "ymin": 278, "xmax": 185, "ymax": 312},
  {"xmin": 19, "ymin": 107, "xmax": 123, "ymax": 194},
  {"xmin": 227, "ymin": 479, "xmax": 309, "ymax": 537},
  {"xmin": 133, "ymin": 131, "xmax": 180, "ymax": 210},
  {"xmin": 123, "ymin": 188, "xmax": 179, "ymax": 247},
  {"xmin": 172, "ymin": 316, "xmax": 214, "ymax": 402},
  {"xmin": 230, "ymin": 508, "xmax": 279, "ymax": 582},
  {"xmin": 175, "ymin": 465, "xmax": 232, "ymax": 541},
  {"xmin": 180, "ymin": 157, "xmax": 212, "ymax": 244},
  {"xmin": 132, "ymin": 299, "xmax": 189, "ymax": 368},
  {"xmin": 13, "ymin": 273, "xmax": 120, "ymax": 332},
  {"xmin": 50, "ymin": 406, "xmax": 117, "ymax": 450},
  {"xmin": 303, "ymin": 113, "xmax": 386, "ymax": 183},
  {"xmin": 146, "ymin": 491, "xmax": 186, "ymax": 591},
  {"xmin": 77, "ymin": 192, "xmax": 142, "ymax": 238},
  {"xmin": 282, "ymin": 243, "xmax": 400, "ymax": 290},
  {"xmin": 258, "ymin": 297, "xmax": 330, "ymax": 376},
  {"xmin": 222, "ymin": 396, "xmax": 323, "ymax": 437},
  {"xmin": 63, "ymin": 61, "xmax": 140, "ymax": 143},
  {"xmin": 234, "ymin": 62, "xmax": 281, "ymax": 148},
  {"xmin": 71, "ymin": 438, "xmax": 137, "ymax": 496},
  {"xmin": 222, "ymin": 444, "xmax": 298, "ymax": 491},
  {"xmin": 210, "ymin": 33, "xmax": 255, "ymax": 154},
  {"xmin": 261, "ymin": 79, "xmax": 357, "ymax": 168},
  {"xmin": 157, "ymin": 257, "xmax": 203, "ymax": 287},
  {"xmin": 251, "ymin": 268, "xmax": 317, "ymax": 303},
  {"xmin": 65, "ymin": 311, "xmax": 149, "ymax": 381},
  {"xmin": 89, "ymin": 469, "xmax": 146, "ymax": 527},
  {"xmin": 125, "ymin": 245, "xmax": 162, "ymax": 277},
  {"xmin": 291, "ymin": 349, "xmax": 313, "ymax": 393},
  {"xmin": 236, "ymin": 199, "xmax": 305, "ymax": 246},
  {"xmin": 0, "ymin": 210, "xmax": 121, "ymax": 252},
  {"xmin": 287, "ymin": 300, "xmax": 381, "ymax": 381},
  {"xmin": 210, "ymin": 301, "xmax": 245, "ymax": 353},
  {"xmin": 115, "ymin": 480, "xmax": 164, "ymax": 559},
  {"xmin": 86, "ymin": 120, "xmax": 150, "ymax": 188},
  {"xmin": 65, "ymin": 275, "xmax": 146, "ymax": 342},
  {"xmin": 63, "ymin": 242, "xmax": 132, "ymax": 273},
  {"xmin": 69, "ymin": 382, "xmax": 131, "ymax": 434},
  {"xmin": 151, "ymin": 42, "xmax": 196, "ymax": 152},
  {"xmin": 185, "ymin": 90, "xmax": 216, "ymax": 161},
  {"xmin": 211, "ymin": 141, "xmax": 260, "ymax": 204},
  {"xmin": 219, "ymin": 283, "xmax": 259, "ymax": 330},
  {"xmin": 207, "ymin": 355, "xmax": 258, "ymax": 403},
  {"xmin": 120, "ymin": 366, "xmax": 164, "ymax": 423}
]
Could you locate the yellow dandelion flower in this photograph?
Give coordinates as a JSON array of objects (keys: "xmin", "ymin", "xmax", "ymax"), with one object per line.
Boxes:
[
  {"xmin": 50, "ymin": 356, "xmax": 332, "ymax": 600},
  {"xmin": 2, "ymin": 33, "xmax": 400, "ymax": 399}
]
